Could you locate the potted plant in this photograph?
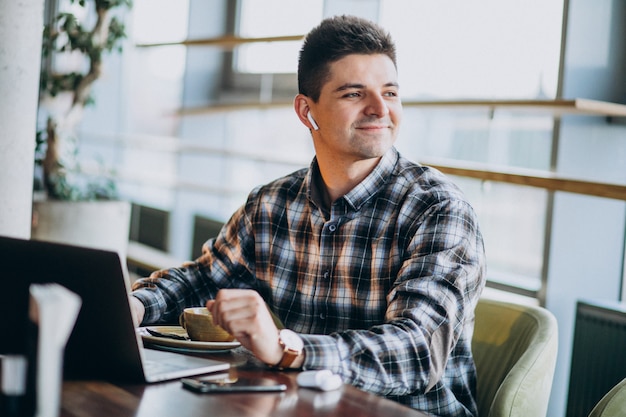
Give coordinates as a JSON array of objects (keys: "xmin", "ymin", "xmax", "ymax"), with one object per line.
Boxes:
[{"xmin": 32, "ymin": 0, "xmax": 133, "ymax": 256}]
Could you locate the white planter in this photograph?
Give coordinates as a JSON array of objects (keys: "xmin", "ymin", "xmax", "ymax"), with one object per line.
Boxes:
[{"xmin": 31, "ymin": 200, "xmax": 131, "ymax": 259}]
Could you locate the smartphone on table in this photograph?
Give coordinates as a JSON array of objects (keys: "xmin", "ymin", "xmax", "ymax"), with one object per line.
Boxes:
[{"xmin": 181, "ymin": 374, "xmax": 287, "ymax": 393}]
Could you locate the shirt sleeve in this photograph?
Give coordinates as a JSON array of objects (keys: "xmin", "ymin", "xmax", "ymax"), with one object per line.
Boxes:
[
  {"xmin": 299, "ymin": 198, "xmax": 486, "ymax": 398},
  {"xmin": 130, "ymin": 203, "xmax": 258, "ymax": 325}
]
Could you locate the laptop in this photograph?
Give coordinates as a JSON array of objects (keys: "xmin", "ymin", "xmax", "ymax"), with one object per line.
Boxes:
[{"xmin": 0, "ymin": 235, "xmax": 230, "ymax": 383}]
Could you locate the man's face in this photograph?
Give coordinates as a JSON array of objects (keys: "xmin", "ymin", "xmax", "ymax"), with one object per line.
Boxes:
[{"xmin": 310, "ymin": 53, "xmax": 402, "ymax": 164}]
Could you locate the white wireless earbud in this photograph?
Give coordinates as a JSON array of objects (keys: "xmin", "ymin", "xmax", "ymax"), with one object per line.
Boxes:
[{"xmin": 307, "ymin": 111, "xmax": 319, "ymax": 131}]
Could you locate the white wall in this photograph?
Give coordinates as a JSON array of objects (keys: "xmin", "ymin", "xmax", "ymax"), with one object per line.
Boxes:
[{"xmin": 0, "ymin": 0, "xmax": 45, "ymax": 238}]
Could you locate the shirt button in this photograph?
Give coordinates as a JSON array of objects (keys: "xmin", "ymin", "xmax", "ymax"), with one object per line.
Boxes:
[
  {"xmin": 328, "ymin": 224, "xmax": 337, "ymax": 232},
  {"xmin": 319, "ymin": 313, "xmax": 326, "ymax": 320},
  {"xmin": 323, "ymin": 271, "xmax": 330, "ymax": 280}
]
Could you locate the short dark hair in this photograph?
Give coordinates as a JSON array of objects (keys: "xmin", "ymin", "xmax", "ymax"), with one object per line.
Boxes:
[{"xmin": 297, "ymin": 15, "xmax": 397, "ymax": 102}]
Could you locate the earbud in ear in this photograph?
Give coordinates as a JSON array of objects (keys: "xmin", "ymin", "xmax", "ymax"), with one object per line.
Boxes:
[{"xmin": 307, "ymin": 112, "xmax": 319, "ymax": 131}]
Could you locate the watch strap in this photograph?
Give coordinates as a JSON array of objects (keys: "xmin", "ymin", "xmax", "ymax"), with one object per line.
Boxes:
[{"xmin": 275, "ymin": 347, "xmax": 299, "ymax": 369}]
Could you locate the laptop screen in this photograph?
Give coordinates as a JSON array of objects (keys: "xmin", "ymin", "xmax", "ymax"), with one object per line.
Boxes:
[{"xmin": 1, "ymin": 236, "xmax": 146, "ymax": 382}]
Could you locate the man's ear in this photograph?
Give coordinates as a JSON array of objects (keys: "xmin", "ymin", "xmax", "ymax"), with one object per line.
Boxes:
[{"xmin": 294, "ymin": 94, "xmax": 318, "ymax": 131}]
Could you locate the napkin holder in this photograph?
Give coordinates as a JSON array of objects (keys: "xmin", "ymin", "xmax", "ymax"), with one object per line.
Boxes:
[{"xmin": 1, "ymin": 284, "xmax": 81, "ymax": 417}]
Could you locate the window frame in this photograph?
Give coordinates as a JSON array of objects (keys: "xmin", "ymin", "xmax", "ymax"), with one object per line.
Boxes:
[{"xmin": 216, "ymin": 0, "xmax": 300, "ymax": 104}]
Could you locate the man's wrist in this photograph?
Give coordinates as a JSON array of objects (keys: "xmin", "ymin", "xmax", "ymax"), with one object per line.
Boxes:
[
  {"xmin": 129, "ymin": 295, "xmax": 146, "ymax": 326},
  {"xmin": 270, "ymin": 329, "xmax": 304, "ymax": 370}
]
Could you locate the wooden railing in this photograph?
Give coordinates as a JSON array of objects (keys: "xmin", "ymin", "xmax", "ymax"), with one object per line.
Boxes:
[
  {"xmin": 423, "ymin": 158, "xmax": 626, "ymax": 201},
  {"xmin": 83, "ymin": 127, "xmax": 626, "ymax": 203},
  {"xmin": 136, "ymin": 34, "xmax": 305, "ymax": 49}
]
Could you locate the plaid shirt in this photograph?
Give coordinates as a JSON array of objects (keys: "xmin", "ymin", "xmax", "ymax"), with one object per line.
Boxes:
[{"xmin": 132, "ymin": 147, "xmax": 486, "ymax": 417}]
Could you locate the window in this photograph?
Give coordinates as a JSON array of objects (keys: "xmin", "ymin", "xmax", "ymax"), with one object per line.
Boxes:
[
  {"xmin": 380, "ymin": 0, "xmax": 563, "ymax": 100},
  {"xmin": 220, "ymin": 0, "xmax": 323, "ymax": 102},
  {"xmin": 235, "ymin": 0, "xmax": 323, "ymax": 74},
  {"xmin": 379, "ymin": 0, "xmax": 565, "ymax": 297},
  {"xmin": 130, "ymin": 0, "xmax": 189, "ymax": 134}
]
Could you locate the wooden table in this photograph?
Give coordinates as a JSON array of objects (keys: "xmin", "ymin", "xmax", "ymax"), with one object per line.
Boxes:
[{"xmin": 59, "ymin": 348, "xmax": 429, "ymax": 417}]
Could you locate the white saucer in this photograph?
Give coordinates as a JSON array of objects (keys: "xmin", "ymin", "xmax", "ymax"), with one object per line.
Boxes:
[{"xmin": 138, "ymin": 326, "xmax": 240, "ymax": 351}]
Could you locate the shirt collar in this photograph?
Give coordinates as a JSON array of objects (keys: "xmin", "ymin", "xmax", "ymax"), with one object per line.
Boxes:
[
  {"xmin": 307, "ymin": 147, "xmax": 399, "ymax": 212},
  {"xmin": 343, "ymin": 147, "xmax": 398, "ymax": 210},
  {"xmin": 307, "ymin": 160, "xmax": 328, "ymax": 215}
]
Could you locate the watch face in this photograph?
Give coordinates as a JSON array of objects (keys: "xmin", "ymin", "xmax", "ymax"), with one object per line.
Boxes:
[{"xmin": 280, "ymin": 329, "xmax": 304, "ymax": 351}]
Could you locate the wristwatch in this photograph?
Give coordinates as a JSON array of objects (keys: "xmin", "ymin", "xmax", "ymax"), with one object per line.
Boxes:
[{"xmin": 273, "ymin": 329, "xmax": 304, "ymax": 369}]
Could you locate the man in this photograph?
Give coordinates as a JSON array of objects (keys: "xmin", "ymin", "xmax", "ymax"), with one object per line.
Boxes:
[{"xmin": 130, "ymin": 15, "xmax": 486, "ymax": 416}]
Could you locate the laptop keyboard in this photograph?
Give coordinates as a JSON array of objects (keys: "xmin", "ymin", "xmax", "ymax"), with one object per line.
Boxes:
[{"xmin": 143, "ymin": 359, "xmax": 184, "ymax": 375}]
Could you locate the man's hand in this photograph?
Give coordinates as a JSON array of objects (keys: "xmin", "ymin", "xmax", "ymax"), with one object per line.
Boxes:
[
  {"xmin": 206, "ymin": 289, "xmax": 284, "ymax": 366},
  {"xmin": 129, "ymin": 295, "xmax": 145, "ymax": 327}
]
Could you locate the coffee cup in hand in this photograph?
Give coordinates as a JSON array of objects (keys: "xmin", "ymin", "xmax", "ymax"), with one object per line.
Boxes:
[{"xmin": 179, "ymin": 307, "xmax": 235, "ymax": 342}]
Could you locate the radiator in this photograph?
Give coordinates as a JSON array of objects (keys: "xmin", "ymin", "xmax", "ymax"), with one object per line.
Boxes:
[{"xmin": 566, "ymin": 299, "xmax": 626, "ymax": 417}]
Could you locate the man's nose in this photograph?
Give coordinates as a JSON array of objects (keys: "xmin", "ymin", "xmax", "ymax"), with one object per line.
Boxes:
[{"xmin": 364, "ymin": 94, "xmax": 389, "ymax": 117}]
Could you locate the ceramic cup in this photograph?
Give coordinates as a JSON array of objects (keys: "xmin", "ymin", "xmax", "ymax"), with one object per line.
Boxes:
[{"xmin": 179, "ymin": 307, "xmax": 235, "ymax": 342}]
